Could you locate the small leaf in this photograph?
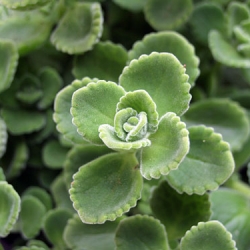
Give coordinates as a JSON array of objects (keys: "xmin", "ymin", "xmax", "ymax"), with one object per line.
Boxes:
[
  {"xmin": 128, "ymin": 31, "xmax": 200, "ymax": 86},
  {"xmin": 119, "ymin": 52, "xmax": 191, "ymax": 117},
  {"xmin": 64, "ymin": 214, "xmax": 122, "ymax": 250},
  {"xmin": 43, "ymin": 208, "xmax": 73, "ymax": 249},
  {"xmin": 71, "ymin": 80, "xmax": 126, "ymax": 145},
  {"xmin": 42, "ymin": 140, "xmax": 69, "ymax": 169},
  {"xmin": 0, "ymin": 16, "xmax": 52, "ymax": 56},
  {"xmin": 0, "ymin": 0, "xmax": 51, "ymax": 10},
  {"xmin": 1, "ymin": 108, "xmax": 46, "ymax": 135},
  {"xmin": 37, "ymin": 67, "xmax": 63, "ymax": 109},
  {"xmin": 166, "ymin": 126, "xmax": 235, "ymax": 195},
  {"xmin": 234, "ymin": 20, "xmax": 250, "ymax": 44},
  {"xmin": 0, "ymin": 40, "xmax": 18, "ymax": 93},
  {"xmin": 20, "ymin": 195, "xmax": 46, "ymax": 239},
  {"xmin": 64, "ymin": 144, "xmax": 112, "ymax": 188},
  {"xmin": 26, "ymin": 240, "xmax": 49, "ymax": 250},
  {"xmin": 140, "ymin": 112, "xmax": 189, "ymax": 179},
  {"xmin": 115, "ymin": 215, "xmax": 170, "ymax": 250},
  {"xmin": 73, "ymin": 41, "xmax": 128, "ymax": 82},
  {"xmin": 189, "ymin": 3, "xmax": 228, "ymax": 45},
  {"xmin": 150, "ymin": 180, "xmax": 211, "ymax": 241},
  {"xmin": 180, "ymin": 221, "xmax": 237, "ymax": 250},
  {"xmin": 0, "ymin": 117, "xmax": 7, "ymax": 159},
  {"xmin": 51, "ymin": 2, "xmax": 103, "ymax": 54},
  {"xmin": 210, "ymin": 188, "xmax": 250, "ymax": 250},
  {"xmin": 69, "ymin": 152, "xmax": 143, "ymax": 224},
  {"xmin": 183, "ymin": 98, "xmax": 250, "ymax": 151},
  {"xmin": 209, "ymin": 30, "xmax": 250, "ymax": 68},
  {"xmin": 144, "ymin": 0, "xmax": 193, "ymax": 31},
  {"xmin": 53, "ymin": 77, "xmax": 98, "ymax": 144},
  {"xmin": 0, "ymin": 181, "xmax": 20, "ymax": 237}
]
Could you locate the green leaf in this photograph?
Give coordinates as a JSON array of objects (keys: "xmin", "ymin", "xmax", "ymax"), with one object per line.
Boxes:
[
  {"xmin": 20, "ymin": 195, "xmax": 46, "ymax": 239},
  {"xmin": 0, "ymin": 0, "xmax": 51, "ymax": 10},
  {"xmin": 71, "ymin": 80, "xmax": 126, "ymax": 145},
  {"xmin": 0, "ymin": 167, "xmax": 5, "ymax": 181},
  {"xmin": 43, "ymin": 208, "xmax": 73, "ymax": 249},
  {"xmin": 210, "ymin": 188, "xmax": 250, "ymax": 250},
  {"xmin": 69, "ymin": 152, "xmax": 143, "ymax": 224},
  {"xmin": 51, "ymin": 2, "xmax": 103, "ymax": 54},
  {"xmin": 183, "ymin": 98, "xmax": 250, "ymax": 151},
  {"xmin": 115, "ymin": 215, "xmax": 170, "ymax": 250},
  {"xmin": 26, "ymin": 240, "xmax": 49, "ymax": 250},
  {"xmin": 237, "ymin": 43, "xmax": 250, "ymax": 57},
  {"xmin": 113, "ymin": 0, "xmax": 145, "ymax": 12},
  {"xmin": 227, "ymin": 1, "xmax": 250, "ymax": 36},
  {"xmin": 73, "ymin": 41, "xmax": 128, "ymax": 82},
  {"xmin": 140, "ymin": 112, "xmax": 189, "ymax": 180},
  {"xmin": 64, "ymin": 144, "xmax": 112, "ymax": 188},
  {"xmin": 22, "ymin": 186, "xmax": 52, "ymax": 211},
  {"xmin": 180, "ymin": 221, "xmax": 237, "ymax": 250},
  {"xmin": 0, "ymin": 181, "xmax": 20, "ymax": 237},
  {"xmin": 42, "ymin": 140, "xmax": 69, "ymax": 169},
  {"xmin": 166, "ymin": 126, "xmax": 235, "ymax": 195},
  {"xmin": 128, "ymin": 31, "xmax": 200, "ymax": 86},
  {"xmin": 0, "ymin": 16, "xmax": 52, "ymax": 56},
  {"xmin": 64, "ymin": 214, "xmax": 122, "ymax": 250},
  {"xmin": 209, "ymin": 30, "xmax": 250, "ymax": 68},
  {"xmin": 189, "ymin": 3, "xmax": 228, "ymax": 45},
  {"xmin": 150, "ymin": 180, "xmax": 211, "ymax": 241},
  {"xmin": 234, "ymin": 20, "xmax": 250, "ymax": 44},
  {"xmin": 144, "ymin": 0, "xmax": 193, "ymax": 31},
  {"xmin": 37, "ymin": 67, "xmax": 63, "ymax": 109},
  {"xmin": 0, "ymin": 117, "xmax": 7, "ymax": 159},
  {"xmin": 1, "ymin": 108, "xmax": 46, "ymax": 135},
  {"xmin": 53, "ymin": 77, "xmax": 98, "ymax": 144},
  {"xmin": 119, "ymin": 52, "xmax": 191, "ymax": 117},
  {"xmin": 0, "ymin": 40, "xmax": 18, "ymax": 93}
]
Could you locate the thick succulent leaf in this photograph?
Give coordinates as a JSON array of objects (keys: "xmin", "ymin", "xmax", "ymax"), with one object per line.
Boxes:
[
  {"xmin": 20, "ymin": 195, "xmax": 46, "ymax": 239},
  {"xmin": 189, "ymin": 3, "xmax": 228, "ymax": 45},
  {"xmin": 71, "ymin": 80, "xmax": 126, "ymax": 145},
  {"xmin": 50, "ymin": 174, "xmax": 75, "ymax": 212},
  {"xmin": 234, "ymin": 20, "xmax": 250, "ymax": 44},
  {"xmin": 51, "ymin": 2, "xmax": 103, "ymax": 54},
  {"xmin": 210, "ymin": 188, "xmax": 250, "ymax": 250},
  {"xmin": 26, "ymin": 240, "xmax": 49, "ymax": 250},
  {"xmin": 113, "ymin": 0, "xmax": 145, "ymax": 12},
  {"xmin": 1, "ymin": 108, "xmax": 46, "ymax": 135},
  {"xmin": 0, "ymin": 181, "xmax": 20, "ymax": 237},
  {"xmin": 119, "ymin": 52, "xmax": 191, "ymax": 117},
  {"xmin": 42, "ymin": 140, "xmax": 68, "ymax": 169},
  {"xmin": 43, "ymin": 208, "xmax": 73, "ymax": 249},
  {"xmin": 69, "ymin": 152, "xmax": 143, "ymax": 224},
  {"xmin": 64, "ymin": 213, "xmax": 122, "ymax": 250},
  {"xmin": 209, "ymin": 30, "xmax": 250, "ymax": 68},
  {"xmin": 183, "ymin": 98, "xmax": 250, "ymax": 152},
  {"xmin": 0, "ymin": 0, "xmax": 51, "ymax": 9},
  {"xmin": 128, "ymin": 31, "xmax": 200, "ymax": 86},
  {"xmin": 150, "ymin": 180, "xmax": 210, "ymax": 241},
  {"xmin": 180, "ymin": 221, "xmax": 237, "ymax": 250},
  {"xmin": 140, "ymin": 112, "xmax": 189, "ymax": 179},
  {"xmin": 73, "ymin": 41, "xmax": 128, "ymax": 82},
  {"xmin": 0, "ymin": 40, "xmax": 18, "ymax": 93},
  {"xmin": 22, "ymin": 186, "xmax": 52, "ymax": 212},
  {"xmin": 37, "ymin": 67, "xmax": 63, "ymax": 109},
  {"xmin": 115, "ymin": 215, "xmax": 170, "ymax": 250},
  {"xmin": 64, "ymin": 144, "xmax": 112, "ymax": 189},
  {"xmin": 0, "ymin": 16, "xmax": 52, "ymax": 56},
  {"xmin": 166, "ymin": 126, "xmax": 235, "ymax": 195},
  {"xmin": 227, "ymin": 1, "xmax": 250, "ymax": 35},
  {"xmin": 0, "ymin": 117, "xmax": 7, "ymax": 159},
  {"xmin": 144, "ymin": 0, "xmax": 193, "ymax": 31},
  {"xmin": 237, "ymin": 43, "xmax": 250, "ymax": 57},
  {"xmin": 53, "ymin": 77, "xmax": 98, "ymax": 144}
]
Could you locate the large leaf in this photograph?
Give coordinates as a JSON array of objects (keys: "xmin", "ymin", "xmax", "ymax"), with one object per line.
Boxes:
[
  {"xmin": 69, "ymin": 152, "xmax": 143, "ymax": 224},
  {"xmin": 119, "ymin": 52, "xmax": 191, "ymax": 117},
  {"xmin": 51, "ymin": 2, "xmax": 103, "ymax": 54},
  {"xmin": 166, "ymin": 126, "xmax": 235, "ymax": 195},
  {"xmin": 115, "ymin": 215, "xmax": 170, "ymax": 250}
]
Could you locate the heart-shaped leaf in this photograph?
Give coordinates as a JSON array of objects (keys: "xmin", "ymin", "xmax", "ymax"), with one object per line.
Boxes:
[
  {"xmin": 69, "ymin": 152, "xmax": 143, "ymax": 224},
  {"xmin": 166, "ymin": 125, "xmax": 235, "ymax": 195}
]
